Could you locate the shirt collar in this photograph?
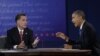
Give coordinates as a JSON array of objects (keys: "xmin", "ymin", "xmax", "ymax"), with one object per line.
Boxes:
[
  {"xmin": 17, "ymin": 27, "xmax": 24, "ymax": 33},
  {"xmin": 80, "ymin": 20, "xmax": 85, "ymax": 30}
]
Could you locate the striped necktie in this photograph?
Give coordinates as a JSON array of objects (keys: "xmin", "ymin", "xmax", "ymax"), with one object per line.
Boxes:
[{"xmin": 19, "ymin": 30, "xmax": 23, "ymax": 41}]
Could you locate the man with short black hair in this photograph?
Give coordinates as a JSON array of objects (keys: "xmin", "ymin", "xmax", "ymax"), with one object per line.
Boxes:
[
  {"xmin": 56, "ymin": 10, "xmax": 99, "ymax": 56},
  {"xmin": 5, "ymin": 13, "xmax": 39, "ymax": 49}
]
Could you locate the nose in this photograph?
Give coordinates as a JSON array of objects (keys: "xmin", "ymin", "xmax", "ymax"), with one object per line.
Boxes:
[
  {"xmin": 72, "ymin": 19, "xmax": 74, "ymax": 23},
  {"xmin": 25, "ymin": 22, "xmax": 27, "ymax": 25}
]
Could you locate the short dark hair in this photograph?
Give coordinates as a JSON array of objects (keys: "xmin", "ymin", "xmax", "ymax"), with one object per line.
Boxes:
[
  {"xmin": 15, "ymin": 13, "xmax": 26, "ymax": 22},
  {"xmin": 73, "ymin": 10, "xmax": 85, "ymax": 19}
]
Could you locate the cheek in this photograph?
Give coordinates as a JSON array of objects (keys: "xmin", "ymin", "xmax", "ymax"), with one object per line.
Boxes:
[
  {"xmin": 22, "ymin": 22, "xmax": 26, "ymax": 26},
  {"xmin": 23, "ymin": 21, "xmax": 27, "ymax": 26},
  {"xmin": 74, "ymin": 19, "xmax": 79, "ymax": 26},
  {"xmin": 19, "ymin": 22, "xmax": 24, "ymax": 26},
  {"xmin": 19, "ymin": 22, "xmax": 22, "ymax": 26}
]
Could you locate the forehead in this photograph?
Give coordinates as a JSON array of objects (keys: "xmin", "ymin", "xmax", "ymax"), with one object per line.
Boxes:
[
  {"xmin": 19, "ymin": 16, "xmax": 27, "ymax": 20},
  {"xmin": 17, "ymin": 16, "xmax": 27, "ymax": 22}
]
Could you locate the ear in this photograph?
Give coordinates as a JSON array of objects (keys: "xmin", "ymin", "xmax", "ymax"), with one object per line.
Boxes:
[{"xmin": 80, "ymin": 15, "xmax": 84, "ymax": 20}]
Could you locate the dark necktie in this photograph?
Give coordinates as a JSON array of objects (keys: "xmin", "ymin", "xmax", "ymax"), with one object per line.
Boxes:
[
  {"xmin": 79, "ymin": 29, "xmax": 82, "ymax": 37},
  {"xmin": 79, "ymin": 29, "xmax": 84, "ymax": 48},
  {"xmin": 19, "ymin": 30, "xmax": 23, "ymax": 41}
]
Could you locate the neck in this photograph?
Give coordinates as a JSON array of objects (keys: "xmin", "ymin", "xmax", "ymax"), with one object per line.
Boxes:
[
  {"xmin": 17, "ymin": 25, "xmax": 24, "ymax": 30},
  {"xmin": 79, "ymin": 19, "xmax": 84, "ymax": 26},
  {"xmin": 79, "ymin": 20, "xmax": 85, "ymax": 29}
]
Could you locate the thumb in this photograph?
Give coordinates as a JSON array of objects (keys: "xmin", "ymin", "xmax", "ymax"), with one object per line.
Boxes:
[{"xmin": 21, "ymin": 41, "xmax": 24, "ymax": 44}]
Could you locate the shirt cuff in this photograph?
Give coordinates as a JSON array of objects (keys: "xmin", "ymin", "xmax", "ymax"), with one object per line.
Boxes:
[
  {"xmin": 66, "ymin": 38, "xmax": 69, "ymax": 42},
  {"xmin": 13, "ymin": 45, "xmax": 18, "ymax": 49}
]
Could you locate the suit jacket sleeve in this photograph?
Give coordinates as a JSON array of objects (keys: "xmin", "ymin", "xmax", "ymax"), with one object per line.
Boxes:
[
  {"xmin": 5, "ymin": 30, "xmax": 14, "ymax": 49},
  {"xmin": 67, "ymin": 39, "xmax": 81, "ymax": 48},
  {"xmin": 27, "ymin": 30, "xmax": 35, "ymax": 48}
]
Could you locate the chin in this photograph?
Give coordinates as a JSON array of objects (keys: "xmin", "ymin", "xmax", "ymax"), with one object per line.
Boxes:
[{"xmin": 74, "ymin": 25, "xmax": 78, "ymax": 28}]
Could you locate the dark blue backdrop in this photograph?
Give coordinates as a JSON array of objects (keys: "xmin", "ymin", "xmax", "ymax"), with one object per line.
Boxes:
[
  {"xmin": 0, "ymin": 0, "xmax": 66, "ymax": 48},
  {"xmin": 1, "ymin": 0, "xmax": 99, "ymax": 48}
]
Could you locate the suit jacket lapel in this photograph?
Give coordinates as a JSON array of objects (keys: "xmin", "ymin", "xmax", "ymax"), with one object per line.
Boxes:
[
  {"xmin": 79, "ymin": 21, "xmax": 86, "ymax": 44},
  {"xmin": 15, "ymin": 27, "xmax": 22, "ymax": 43},
  {"xmin": 80, "ymin": 21, "xmax": 87, "ymax": 37},
  {"xmin": 23, "ymin": 28, "xmax": 28, "ymax": 40}
]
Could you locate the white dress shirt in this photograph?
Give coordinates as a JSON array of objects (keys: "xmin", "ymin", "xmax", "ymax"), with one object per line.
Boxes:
[
  {"xmin": 80, "ymin": 20, "xmax": 85, "ymax": 30},
  {"xmin": 13, "ymin": 27, "xmax": 24, "ymax": 49}
]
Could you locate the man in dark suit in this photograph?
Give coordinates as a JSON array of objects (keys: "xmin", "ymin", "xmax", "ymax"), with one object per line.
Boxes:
[
  {"xmin": 56, "ymin": 10, "xmax": 99, "ymax": 56},
  {"xmin": 5, "ymin": 13, "xmax": 39, "ymax": 49}
]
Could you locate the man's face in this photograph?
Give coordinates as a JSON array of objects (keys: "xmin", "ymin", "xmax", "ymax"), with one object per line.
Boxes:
[
  {"xmin": 17, "ymin": 16, "xmax": 27, "ymax": 29},
  {"xmin": 72, "ymin": 13, "xmax": 82, "ymax": 27}
]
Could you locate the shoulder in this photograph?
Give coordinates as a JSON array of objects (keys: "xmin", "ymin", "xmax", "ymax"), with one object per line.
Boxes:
[
  {"xmin": 84, "ymin": 21, "xmax": 96, "ymax": 33},
  {"xmin": 7, "ymin": 27, "xmax": 17, "ymax": 33},
  {"xmin": 25, "ymin": 28, "xmax": 33, "ymax": 33},
  {"xmin": 85, "ymin": 22, "xmax": 95, "ymax": 29}
]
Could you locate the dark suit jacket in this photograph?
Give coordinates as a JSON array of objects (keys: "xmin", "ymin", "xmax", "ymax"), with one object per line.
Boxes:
[
  {"xmin": 67, "ymin": 21, "xmax": 99, "ymax": 56},
  {"xmin": 5, "ymin": 27, "xmax": 35, "ymax": 49},
  {"xmin": 68, "ymin": 21, "xmax": 96, "ymax": 49},
  {"xmin": 68, "ymin": 21, "xmax": 100, "ymax": 56}
]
